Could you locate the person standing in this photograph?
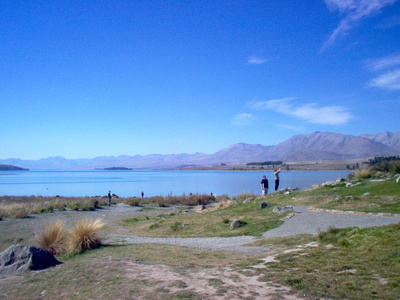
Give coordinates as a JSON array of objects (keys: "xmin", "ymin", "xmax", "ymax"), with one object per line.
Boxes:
[
  {"xmin": 108, "ymin": 190, "xmax": 112, "ymax": 206},
  {"xmin": 260, "ymin": 175, "xmax": 269, "ymax": 196},
  {"xmin": 274, "ymin": 168, "xmax": 281, "ymax": 191}
]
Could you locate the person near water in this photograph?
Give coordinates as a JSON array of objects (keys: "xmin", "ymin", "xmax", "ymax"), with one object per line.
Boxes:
[
  {"xmin": 108, "ymin": 190, "xmax": 112, "ymax": 206},
  {"xmin": 274, "ymin": 168, "xmax": 281, "ymax": 191},
  {"xmin": 260, "ymin": 175, "xmax": 269, "ymax": 196},
  {"xmin": 141, "ymin": 191, "xmax": 144, "ymax": 198}
]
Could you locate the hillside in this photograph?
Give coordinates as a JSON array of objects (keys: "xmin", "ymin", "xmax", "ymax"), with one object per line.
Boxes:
[{"xmin": 0, "ymin": 164, "xmax": 29, "ymax": 171}]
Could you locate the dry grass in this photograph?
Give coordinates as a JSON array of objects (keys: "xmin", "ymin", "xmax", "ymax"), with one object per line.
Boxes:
[
  {"xmin": 36, "ymin": 220, "xmax": 67, "ymax": 255},
  {"xmin": 67, "ymin": 219, "xmax": 104, "ymax": 254},
  {"xmin": 211, "ymin": 200, "xmax": 233, "ymax": 209},
  {"xmin": 350, "ymin": 168, "xmax": 373, "ymax": 179}
]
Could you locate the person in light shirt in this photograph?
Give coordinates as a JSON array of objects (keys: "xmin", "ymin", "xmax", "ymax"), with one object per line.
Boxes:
[{"xmin": 274, "ymin": 168, "xmax": 281, "ymax": 191}]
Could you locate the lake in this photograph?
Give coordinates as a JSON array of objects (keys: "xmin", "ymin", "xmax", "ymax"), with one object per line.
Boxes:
[{"xmin": 0, "ymin": 170, "xmax": 351, "ymax": 198}]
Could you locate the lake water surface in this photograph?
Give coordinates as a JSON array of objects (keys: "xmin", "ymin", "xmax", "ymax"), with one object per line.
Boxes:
[{"xmin": 0, "ymin": 170, "xmax": 351, "ymax": 198}]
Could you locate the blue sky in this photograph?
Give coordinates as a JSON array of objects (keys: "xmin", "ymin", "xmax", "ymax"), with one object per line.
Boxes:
[{"xmin": 1, "ymin": 0, "xmax": 399, "ymax": 160}]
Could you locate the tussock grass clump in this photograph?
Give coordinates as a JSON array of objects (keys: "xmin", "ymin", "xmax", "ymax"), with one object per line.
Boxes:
[
  {"xmin": 233, "ymin": 193, "xmax": 256, "ymax": 203},
  {"xmin": 36, "ymin": 220, "xmax": 67, "ymax": 255},
  {"xmin": 212, "ymin": 200, "xmax": 233, "ymax": 209},
  {"xmin": 144, "ymin": 194, "xmax": 216, "ymax": 207},
  {"xmin": 67, "ymin": 219, "xmax": 104, "ymax": 254},
  {"xmin": 0, "ymin": 196, "xmax": 106, "ymax": 219},
  {"xmin": 0, "ymin": 204, "xmax": 30, "ymax": 218},
  {"xmin": 349, "ymin": 168, "xmax": 373, "ymax": 179}
]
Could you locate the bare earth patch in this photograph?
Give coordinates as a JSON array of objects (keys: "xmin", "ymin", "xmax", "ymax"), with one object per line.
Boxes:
[{"xmin": 112, "ymin": 256, "xmax": 302, "ymax": 299}]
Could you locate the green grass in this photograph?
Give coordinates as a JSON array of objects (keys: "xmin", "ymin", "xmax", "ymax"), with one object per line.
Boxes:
[
  {"xmin": 257, "ymin": 223, "xmax": 400, "ymax": 300},
  {"xmin": 270, "ymin": 176, "xmax": 400, "ymax": 213},
  {"xmin": 123, "ymin": 198, "xmax": 287, "ymax": 237}
]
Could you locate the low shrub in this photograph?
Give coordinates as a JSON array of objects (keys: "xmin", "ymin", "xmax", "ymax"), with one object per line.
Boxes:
[
  {"xmin": 80, "ymin": 200, "xmax": 97, "ymax": 211},
  {"xmin": 66, "ymin": 202, "xmax": 80, "ymax": 211},
  {"xmin": 149, "ymin": 223, "xmax": 160, "ymax": 230},
  {"xmin": 36, "ymin": 220, "xmax": 67, "ymax": 255},
  {"xmin": 171, "ymin": 222, "xmax": 182, "ymax": 231},
  {"xmin": 126, "ymin": 197, "xmax": 140, "ymax": 206},
  {"xmin": 67, "ymin": 219, "xmax": 104, "ymax": 254}
]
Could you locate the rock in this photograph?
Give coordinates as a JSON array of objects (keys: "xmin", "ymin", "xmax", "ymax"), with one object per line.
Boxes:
[
  {"xmin": 193, "ymin": 205, "xmax": 206, "ymax": 211},
  {"xmin": 363, "ymin": 192, "xmax": 371, "ymax": 196},
  {"xmin": 260, "ymin": 202, "xmax": 269, "ymax": 209},
  {"xmin": 243, "ymin": 197, "xmax": 253, "ymax": 203},
  {"xmin": 396, "ymin": 176, "xmax": 400, "ymax": 183},
  {"xmin": 272, "ymin": 205, "xmax": 294, "ymax": 214},
  {"xmin": 0, "ymin": 245, "xmax": 61, "ymax": 278},
  {"xmin": 230, "ymin": 219, "xmax": 242, "ymax": 229}
]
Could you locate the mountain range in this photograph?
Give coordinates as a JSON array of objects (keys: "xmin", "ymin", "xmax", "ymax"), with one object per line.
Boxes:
[{"xmin": 1, "ymin": 131, "xmax": 400, "ymax": 171}]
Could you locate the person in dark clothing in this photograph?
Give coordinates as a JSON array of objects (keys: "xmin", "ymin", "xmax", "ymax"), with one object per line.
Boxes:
[
  {"xmin": 260, "ymin": 175, "xmax": 269, "ymax": 196},
  {"xmin": 108, "ymin": 190, "xmax": 112, "ymax": 206}
]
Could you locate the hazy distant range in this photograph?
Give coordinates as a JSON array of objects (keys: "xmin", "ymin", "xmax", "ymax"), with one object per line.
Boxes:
[{"xmin": 1, "ymin": 131, "xmax": 400, "ymax": 171}]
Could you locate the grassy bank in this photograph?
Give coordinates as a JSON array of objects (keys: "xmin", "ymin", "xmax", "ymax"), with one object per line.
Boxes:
[{"xmin": 252, "ymin": 224, "xmax": 400, "ymax": 299}]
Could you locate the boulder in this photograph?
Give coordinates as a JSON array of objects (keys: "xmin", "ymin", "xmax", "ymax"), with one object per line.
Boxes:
[
  {"xmin": 272, "ymin": 205, "xmax": 294, "ymax": 214},
  {"xmin": 396, "ymin": 176, "xmax": 400, "ymax": 183},
  {"xmin": 230, "ymin": 219, "xmax": 242, "ymax": 229},
  {"xmin": 0, "ymin": 245, "xmax": 61, "ymax": 278}
]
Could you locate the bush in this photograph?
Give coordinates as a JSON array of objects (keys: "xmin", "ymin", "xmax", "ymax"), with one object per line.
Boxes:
[
  {"xmin": 80, "ymin": 200, "xmax": 97, "ymax": 211},
  {"xmin": 36, "ymin": 220, "xmax": 67, "ymax": 255},
  {"xmin": 67, "ymin": 219, "xmax": 104, "ymax": 254},
  {"xmin": 66, "ymin": 202, "xmax": 80, "ymax": 211},
  {"xmin": 349, "ymin": 168, "xmax": 373, "ymax": 179},
  {"xmin": 149, "ymin": 223, "xmax": 160, "ymax": 230},
  {"xmin": 171, "ymin": 222, "xmax": 182, "ymax": 231},
  {"xmin": 126, "ymin": 198, "xmax": 140, "ymax": 206}
]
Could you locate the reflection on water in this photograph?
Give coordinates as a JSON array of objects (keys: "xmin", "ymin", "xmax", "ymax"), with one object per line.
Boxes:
[{"xmin": 0, "ymin": 170, "xmax": 351, "ymax": 198}]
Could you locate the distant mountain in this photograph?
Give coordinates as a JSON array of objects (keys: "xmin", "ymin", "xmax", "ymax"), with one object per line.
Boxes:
[
  {"xmin": 1, "ymin": 131, "xmax": 399, "ymax": 170},
  {"xmin": 360, "ymin": 131, "xmax": 400, "ymax": 151},
  {"xmin": 208, "ymin": 143, "xmax": 274, "ymax": 164},
  {"xmin": 269, "ymin": 131, "xmax": 400, "ymax": 161}
]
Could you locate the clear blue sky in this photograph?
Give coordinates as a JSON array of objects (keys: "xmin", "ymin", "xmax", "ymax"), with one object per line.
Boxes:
[{"xmin": 1, "ymin": 0, "xmax": 399, "ymax": 159}]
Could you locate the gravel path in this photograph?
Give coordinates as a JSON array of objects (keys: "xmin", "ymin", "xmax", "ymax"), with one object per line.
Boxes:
[
  {"xmin": 106, "ymin": 205, "xmax": 400, "ymax": 251},
  {"xmin": 262, "ymin": 206, "xmax": 400, "ymax": 238}
]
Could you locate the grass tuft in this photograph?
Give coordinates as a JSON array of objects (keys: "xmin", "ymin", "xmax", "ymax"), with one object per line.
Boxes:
[
  {"xmin": 67, "ymin": 219, "xmax": 104, "ymax": 254},
  {"xmin": 36, "ymin": 220, "xmax": 67, "ymax": 255}
]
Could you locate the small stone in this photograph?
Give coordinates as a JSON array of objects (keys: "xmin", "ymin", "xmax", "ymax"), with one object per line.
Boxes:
[{"xmin": 230, "ymin": 219, "xmax": 242, "ymax": 229}]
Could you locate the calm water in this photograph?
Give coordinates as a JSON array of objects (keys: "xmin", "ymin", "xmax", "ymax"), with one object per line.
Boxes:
[{"xmin": 0, "ymin": 170, "xmax": 351, "ymax": 198}]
